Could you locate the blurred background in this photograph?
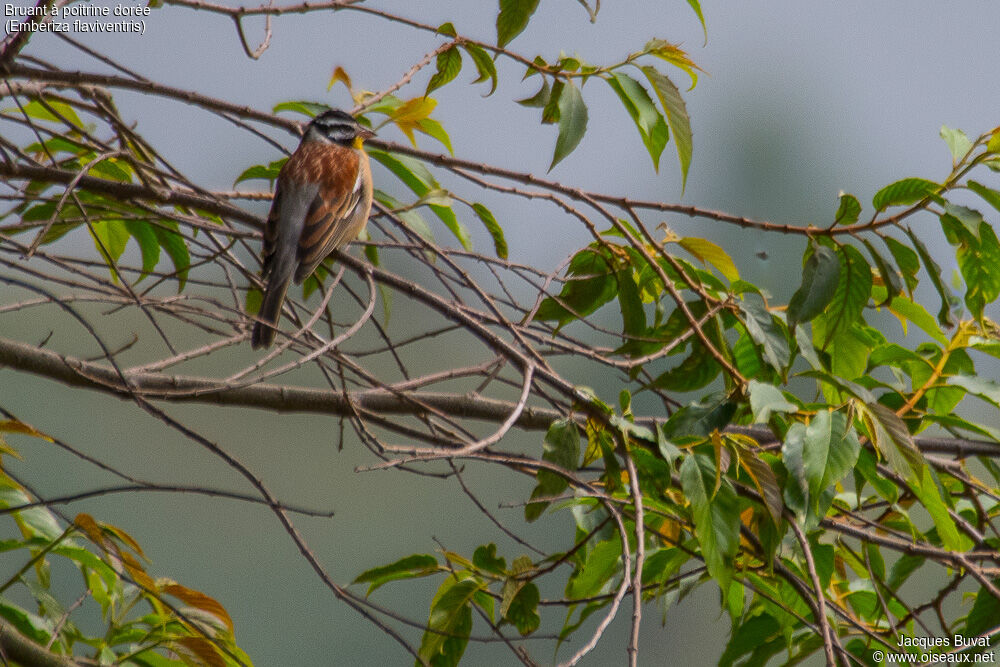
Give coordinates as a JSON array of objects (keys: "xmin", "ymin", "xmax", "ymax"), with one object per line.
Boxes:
[{"xmin": 4, "ymin": 1, "xmax": 1000, "ymax": 664}]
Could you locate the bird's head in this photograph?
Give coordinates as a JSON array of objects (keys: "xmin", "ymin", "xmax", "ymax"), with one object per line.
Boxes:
[{"xmin": 304, "ymin": 109, "xmax": 375, "ymax": 148}]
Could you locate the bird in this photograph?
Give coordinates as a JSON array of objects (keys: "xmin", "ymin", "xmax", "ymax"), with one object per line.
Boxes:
[{"xmin": 251, "ymin": 109, "xmax": 375, "ymax": 349}]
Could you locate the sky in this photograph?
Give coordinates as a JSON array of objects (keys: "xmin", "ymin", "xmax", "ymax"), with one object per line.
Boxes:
[{"xmin": 5, "ymin": 1, "xmax": 1000, "ymax": 665}]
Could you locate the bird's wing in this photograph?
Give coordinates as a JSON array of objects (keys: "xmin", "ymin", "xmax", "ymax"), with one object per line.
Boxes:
[{"xmin": 294, "ymin": 149, "xmax": 367, "ymax": 283}]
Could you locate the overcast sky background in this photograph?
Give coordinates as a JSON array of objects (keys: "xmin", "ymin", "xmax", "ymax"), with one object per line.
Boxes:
[{"xmin": 6, "ymin": 1, "xmax": 1000, "ymax": 665}]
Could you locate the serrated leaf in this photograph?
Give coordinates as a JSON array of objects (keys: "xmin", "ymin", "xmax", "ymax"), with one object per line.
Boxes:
[
  {"xmin": 496, "ymin": 0, "xmax": 540, "ymax": 47},
  {"xmin": 834, "ymin": 192, "xmax": 861, "ymax": 226},
  {"xmin": 549, "ymin": 82, "xmax": 588, "ymax": 170},
  {"xmin": 605, "ymin": 72, "xmax": 669, "ymax": 171},
  {"xmin": 642, "ymin": 39, "xmax": 702, "ymax": 88},
  {"xmin": 787, "ymin": 244, "xmax": 840, "ymax": 328},
  {"xmin": 872, "ymin": 177, "xmax": 940, "ymax": 211},
  {"xmin": 426, "ymin": 46, "xmax": 462, "ymax": 96},
  {"xmin": 640, "ymin": 65, "xmax": 693, "ymax": 188}
]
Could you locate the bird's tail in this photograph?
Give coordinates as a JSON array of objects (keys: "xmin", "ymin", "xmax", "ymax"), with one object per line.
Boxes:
[{"xmin": 250, "ymin": 274, "xmax": 292, "ymax": 349}]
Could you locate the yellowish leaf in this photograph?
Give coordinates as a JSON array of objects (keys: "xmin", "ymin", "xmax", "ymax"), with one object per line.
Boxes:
[
  {"xmin": 678, "ymin": 237, "xmax": 740, "ymax": 282},
  {"xmin": 164, "ymin": 582, "xmax": 235, "ymax": 633}
]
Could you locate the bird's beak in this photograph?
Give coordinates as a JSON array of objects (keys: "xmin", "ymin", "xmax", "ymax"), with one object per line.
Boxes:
[{"xmin": 358, "ymin": 127, "xmax": 376, "ymax": 140}]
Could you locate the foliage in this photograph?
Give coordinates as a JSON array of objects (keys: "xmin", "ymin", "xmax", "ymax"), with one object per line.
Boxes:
[{"xmin": 1, "ymin": 1, "xmax": 999, "ymax": 666}]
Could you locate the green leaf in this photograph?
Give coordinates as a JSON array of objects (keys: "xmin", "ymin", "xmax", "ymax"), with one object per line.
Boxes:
[
  {"xmin": 680, "ymin": 453, "xmax": 739, "ymax": 590},
  {"xmin": 911, "ymin": 466, "xmax": 967, "ymax": 552},
  {"xmin": 436, "ymin": 21, "xmax": 457, "ymax": 37},
  {"xmin": 472, "ymin": 544, "xmax": 506, "ymax": 575},
  {"xmin": 549, "ymin": 82, "xmax": 588, "ymax": 170},
  {"xmin": 940, "ymin": 125, "xmax": 973, "ymax": 164},
  {"xmin": 651, "ymin": 343, "xmax": 720, "ymax": 392},
  {"xmin": 496, "ymin": 0, "xmax": 540, "ymax": 47},
  {"xmin": 567, "ymin": 537, "xmax": 622, "ymax": 599},
  {"xmin": 863, "ymin": 402, "xmax": 923, "ymax": 484},
  {"xmin": 720, "ymin": 613, "xmax": 781, "ymax": 667},
  {"xmin": 471, "ymin": 203, "xmax": 507, "ymax": 259},
  {"xmin": 90, "ymin": 219, "xmax": 130, "ymax": 273},
  {"xmin": 418, "ymin": 578, "xmax": 481, "ymax": 666},
  {"xmin": 233, "ymin": 158, "xmax": 286, "ymax": 186},
  {"xmin": 462, "ymin": 44, "xmax": 498, "ymax": 96},
  {"xmin": 883, "ymin": 235, "xmax": 920, "ymax": 295},
  {"xmin": 525, "ymin": 419, "xmax": 580, "ymax": 521},
  {"xmin": 605, "ymin": 72, "xmax": 669, "ymax": 171},
  {"xmin": 617, "ymin": 269, "xmax": 646, "ymax": 337},
  {"xmin": 814, "ymin": 244, "xmax": 872, "ymax": 346},
  {"xmin": 123, "ymin": 220, "xmax": 161, "ymax": 280},
  {"xmin": 684, "ymin": 0, "xmax": 707, "ymax": 40},
  {"xmin": 747, "ymin": 380, "xmax": 796, "ymax": 423},
  {"xmin": 739, "ymin": 298, "xmax": 790, "ymax": 374},
  {"xmin": 872, "ymin": 177, "xmax": 940, "ymax": 211},
  {"xmin": 367, "ymin": 150, "xmax": 471, "ymax": 249},
  {"xmin": 787, "ymin": 244, "xmax": 840, "ymax": 328},
  {"xmin": 955, "ymin": 221, "xmax": 1000, "ymax": 320},
  {"xmin": 834, "ymin": 192, "xmax": 862, "ymax": 226},
  {"xmin": 516, "ymin": 78, "xmax": 551, "ymax": 108},
  {"xmin": 887, "ymin": 295, "xmax": 947, "ymax": 345},
  {"xmin": 534, "ymin": 247, "xmax": 616, "ymax": 327},
  {"xmin": 426, "ymin": 46, "xmax": 463, "ymax": 96},
  {"xmin": 967, "ymin": 180, "xmax": 1000, "ymax": 213},
  {"xmin": 861, "ymin": 238, "xmax": 902, "ymax": 305},
  {"xmin": 949, "ymin": 374, "xmax": 1000, "ymax": 407},
  {"xmin": 904, "ymin": 226, "xmax": 954, "ymax": 327},
  {"xmin": 18, "ymin": 98, "xmax": 84, "ymax": 127},
  {"xmin": 272, "ymin": 100, "xmax": 330, "ymax": 117},
  {"xmin": 151, "ymin": 222, "xmax": 190, "ymax": 292},
  {"xmin": 801, "ymin": 409, "xmax": 860, "ymax": 508},
  {"xmin": 415, "ymin": 118, "xmax": 454, "ymax": 155},
  {"xmin": 353, "ymin": 554, "xmax": 439, "ymax": 596},
  {"xmin": 640, "ymin": 65, "xmax": 693, "ymax": 188},
  {"xmin": 503, "ymin": 581, "xmax": 540, "ymax": 635},
  {"xmin": 965, "ymin": 579, "xmax": 1000, "ymax": 636}
]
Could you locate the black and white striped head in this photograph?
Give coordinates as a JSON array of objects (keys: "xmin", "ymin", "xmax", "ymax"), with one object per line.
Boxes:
[{"xmin": 303, "ymin": 109, "xmax": 375, "ymax": 146}]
